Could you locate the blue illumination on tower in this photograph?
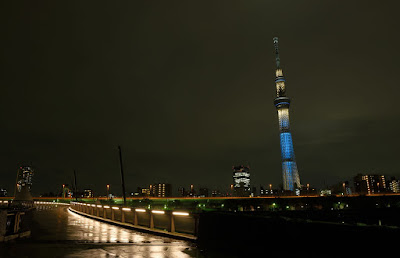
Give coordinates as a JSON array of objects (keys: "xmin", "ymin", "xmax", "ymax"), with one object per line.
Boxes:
[
  {"xmin": 280, "ymin": 132, "xmax": 295, "ymax": 160},
  {"xmin": 273, "ymin": 37, "xmax": 301, "ymax": 191}
]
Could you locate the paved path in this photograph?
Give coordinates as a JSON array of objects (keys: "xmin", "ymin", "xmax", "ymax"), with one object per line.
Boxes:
[{"xmin": 0, "ymin": 206, "xmax": 198, "ymax": 257}]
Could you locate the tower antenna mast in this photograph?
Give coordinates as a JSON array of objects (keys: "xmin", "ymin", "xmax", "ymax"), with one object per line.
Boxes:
[{"xmin": 273, "ymin": 37, "xmax": 281, "ymax": 69}]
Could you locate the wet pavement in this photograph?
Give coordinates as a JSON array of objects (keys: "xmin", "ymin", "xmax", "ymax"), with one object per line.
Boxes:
[{"xmin": 0, "ymin": 206, "xmax": 199, "ymax": 257}]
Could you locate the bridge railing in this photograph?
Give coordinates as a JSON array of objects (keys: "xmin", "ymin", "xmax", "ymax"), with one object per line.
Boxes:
[
  {"xmin": 33, "ymin": 201, "xmax": 69, "ymax": 205},
  {"xmin": 69, "ymin": 202, "xmax": 197, "ymax": 240},
  {"xmin": 0, "ymin": 208, "xmax": 33, "ymax": 242}
]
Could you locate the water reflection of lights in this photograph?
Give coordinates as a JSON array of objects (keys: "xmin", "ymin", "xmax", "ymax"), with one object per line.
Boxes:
[
  {"xmin": 28, "ymin": 207, "xmax": 194, "ymax": 257},
  {"xmin": 66, "ymin": 208, "xmax": 187, "ymax": 247}
]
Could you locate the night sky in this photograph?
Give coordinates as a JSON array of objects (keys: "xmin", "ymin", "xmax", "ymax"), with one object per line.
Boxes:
[{"xmin": 1, "ymin": 1, "xmax": 400, "ymax": 196}]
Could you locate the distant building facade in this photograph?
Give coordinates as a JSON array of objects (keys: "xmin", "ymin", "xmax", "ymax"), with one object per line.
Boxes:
[
  {"xmin": 232, "ymin": 165, "xmax": 251, "ymax": 197},
  {"xmin": 320, "ymin": 189, "xmax": 332, "ymax": 196},
  {"xmin": 354, "ymin": 174, "xmax": 387, "ymax": 195},
  {"xmin": 211, "ymin": 190, "xmax": 222, "ymax": 197},
  {"xmin": 388, "ymin": 177, "xmax": 400, "ymax": 193},
  {"xmin": 151, "ymin": 183, "xmax": 172, "ymax": 197},
  {"xmin": 0, "ymin": 189, "xmax": 7, "ymax": 197},
  {"xmin": 178, "ymin": 187, "xmax": 186, "ymax": 197},
  {"xmin": 138, "ymin": 187, "xmax": 150, "ymax": 197},
  {"xmin": 84, "ymin": 189, "xmax": 93, "ymax": 198},
  {"xmin": 199, "ymin": 188, "xmax": 209, "ymax": 197},
  {"xmin": 16, "ymin": 166, "xmax": 34, "ymax": 193}
]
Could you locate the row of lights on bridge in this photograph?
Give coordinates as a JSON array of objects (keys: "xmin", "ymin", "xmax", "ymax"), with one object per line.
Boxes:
[{"xmin": 71, "ymin": 202, "xmax": 189, "ymax": 216}]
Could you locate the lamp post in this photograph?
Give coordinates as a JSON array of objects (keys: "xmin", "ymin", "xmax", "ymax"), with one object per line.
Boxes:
[
  {"xmin": 343, "ymin": 182, "xmax": 346, "ymax": 195},
  {"xmin": 106, "ymin": 184, "xmax": 110, "ymax": 200},
  {"xmin": 118, "ymin": 146, "xmax": 127, "ymax": 206}
]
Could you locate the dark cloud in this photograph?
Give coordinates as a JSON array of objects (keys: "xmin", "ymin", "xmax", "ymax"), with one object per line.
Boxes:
[{"xmin": 1, "ymin": 1, "xmax": 399, "ymax": 195}]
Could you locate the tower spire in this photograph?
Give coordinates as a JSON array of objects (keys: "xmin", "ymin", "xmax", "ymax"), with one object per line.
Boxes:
[{"xmin": 273, "ymin": 37, "xmax": 281, "ymax": 69}]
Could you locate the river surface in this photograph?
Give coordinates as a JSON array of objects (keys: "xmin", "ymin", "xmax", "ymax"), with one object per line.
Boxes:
[{"xmin": 0, "ymin": 206, "xmax": 200, "ymax": 257}]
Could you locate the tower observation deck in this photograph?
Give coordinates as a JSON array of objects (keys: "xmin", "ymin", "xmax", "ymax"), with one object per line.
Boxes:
[{"xmin": 273, "ymin": 37, "xmax": 301, "ymax": 191}]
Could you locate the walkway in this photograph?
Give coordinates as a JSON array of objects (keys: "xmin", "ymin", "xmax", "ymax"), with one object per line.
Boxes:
[{"xmin": 0, "ymin": 206, "xmax": 197, "ymax": 257}]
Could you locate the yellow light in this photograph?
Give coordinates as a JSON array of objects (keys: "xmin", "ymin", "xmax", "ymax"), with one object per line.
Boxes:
[
  {"xmin": 103, "ymin": 205, "xmax": 110, "ymax": 209},
  {"xmin": 122, "ymin": 208, "xmax": 131, "ymax": 211},
  {"xmin": 97, "ymin": 205, "xmax": 102, "ymax": 208},
  {"xmin": 112, "ymin": 206, "xmax": 120, "ymax": 210},
  {"xmin": 91, "ymin": 204, "xmax": 96, "ymax": 207},
  {"xmin": 151, "ymin": 210, "xmax": 165, "ymax": 214},
  {"xmin": 172, "ymin": 211, "xmax": 189, "ymax": 216},
  {"xmin": 135, "ymin": 208, "xmax": 146, "ymax": 212}
]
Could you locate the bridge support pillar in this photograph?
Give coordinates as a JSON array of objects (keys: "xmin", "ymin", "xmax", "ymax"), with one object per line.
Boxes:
[
  {"xmin": 134, "ymin": 211, "xmax": 138, "ymax": 226},
  {"xmin": 121, "ymin": 211, "xmax": 125, "ymax": 223},
  {"xmin": 194, "ymin": 214, "xmax": 199, "ymax": 236},
  {"xmin": 150, "ymin": 212, "xmax": 154, "ymax": 229},
  {"xmin": 111, "ymin": 209, "xmax": 115, "ymax": 221},
  {"xmin": 169, "ymin": 211, "xmax": 175, "ymax": 233}
]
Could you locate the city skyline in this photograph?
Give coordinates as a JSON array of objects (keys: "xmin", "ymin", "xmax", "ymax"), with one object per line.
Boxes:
[{"xmin": 1, "ymin": 1, "xmax": 400, "ymax": 195}]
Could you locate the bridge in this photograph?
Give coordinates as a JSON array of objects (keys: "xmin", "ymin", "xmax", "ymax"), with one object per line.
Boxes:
[
  {"xmin": 2, "ymin": 195, "xmax": 400, "ymax": 256},
  {"xmin": 0, "ymin": 201, "xmax": 197, "ymax": 257}
]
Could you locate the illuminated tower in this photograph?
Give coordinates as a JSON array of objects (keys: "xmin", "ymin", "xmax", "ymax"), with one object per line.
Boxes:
[{"xmin": 273, "ymin": 37, "xmax": 301, "ymax": 191}]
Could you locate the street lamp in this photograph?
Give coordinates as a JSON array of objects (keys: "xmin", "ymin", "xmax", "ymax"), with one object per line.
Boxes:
[
  {"xmin": 342, "ymin": 182, "xmax": 346, "ymax": 195},
  {"xmin": 106, "ymin": 184, "xmax": 110, "ymax": 200},
  {"xmin": 269, "ymin": 184, "xmax": 272, "ymax": 195}
]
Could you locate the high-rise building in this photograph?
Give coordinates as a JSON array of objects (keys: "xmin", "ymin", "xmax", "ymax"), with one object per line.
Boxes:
[
  {"xmin": 84, "ymin": 189, "xmax": 93, "ymax": 198},
  {"xmin": 16, "ymin": 166, "xmax": 34, "ymax": 193},
  {"xmin": 232, "ymin": 165, "xmax": 250, "ymax": 196},
  {"xmin": 138, "ymin": 187, "xmax": 150, "ymax": 197},
  {"xmin": 0, "ymin": 189, "xmax": 7, "ymax": 197},
  {"xmin": 260, "ymin": 186, "xmax": 265, "ymax": 196},
  {"xmin": 354, "ymin": 174, "xmax": 387, "ymax": 195},
  {"xmin": 273, "ymin": 37, "xmax": 301, "ymax": 191},
  {"xmin": 151, "ymin": 183, "xmax": 172, "ymax": 197},
  {"xmin": 388, "ymin": 177, "xmax": 399, "ymax": 193},
  {"xmin": 178, "ymin": 187, "xmax": 186, "ymax": 197}
]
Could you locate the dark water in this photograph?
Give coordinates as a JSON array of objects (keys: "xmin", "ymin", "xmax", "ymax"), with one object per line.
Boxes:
[{"xmin": 0, "ymin": 206, "xmax": 199, "ymax": 257}]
